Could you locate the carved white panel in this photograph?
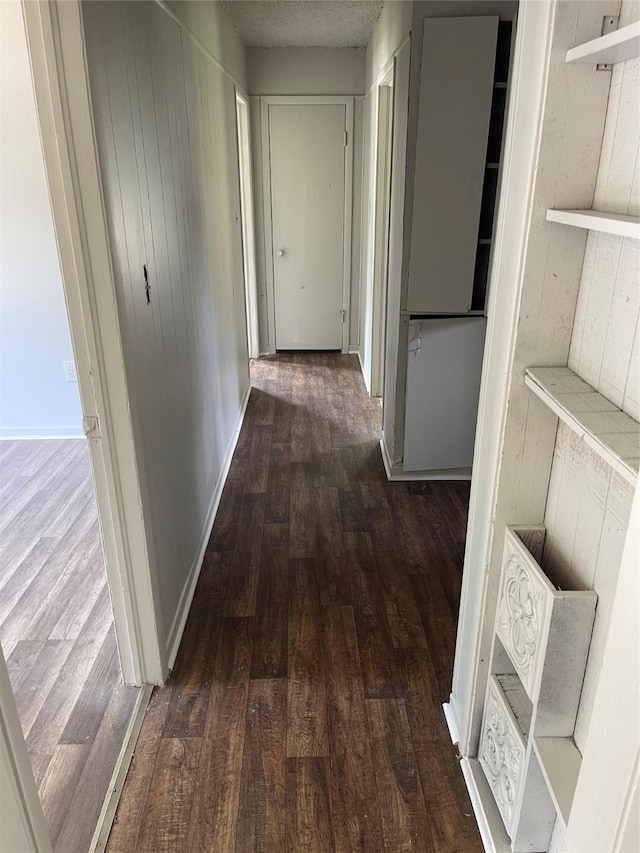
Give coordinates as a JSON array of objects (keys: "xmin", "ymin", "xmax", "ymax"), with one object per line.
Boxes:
[
  {"xmin": 497, "ymin": 527, "xmax": 553, "ymax": 700},
  {"xmin": 479, "ymin": 675, "xmax": 526, "ymax": 834}
]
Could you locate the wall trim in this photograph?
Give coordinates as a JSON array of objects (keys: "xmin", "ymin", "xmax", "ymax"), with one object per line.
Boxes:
[
  {"xmin": 353, "ymin": 346, "xmax": 365, "ymax": 380},
  {"xmin": 0, "ymin": 428, "xmax": 84, "ymax": 440},
  {"xmin": 155, "ymin": 0, "xmax": 247, "ymax": 96},
  {"xmin": 442, "ymin": 701, "xmax": 460, "ymax": 745},
  {"xmin": 166, "ymin": 382, "xmax": 252, "ymax": 670},
  {"xmin": 460, "ymin": 758, "xmax": 512, "ymax": 853},
  {"xmin": 359, "ymin": 345, "xmax": 371, "ymax": 394},
  {"xmin": 380, "ymin": 438, "xmax": 471, "ymax": 481},
  {"xmin": 365, "ymin": 34, "xmax": 411, "ymax": 98}
]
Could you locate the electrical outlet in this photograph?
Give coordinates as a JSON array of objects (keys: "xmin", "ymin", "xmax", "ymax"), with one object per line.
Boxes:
[{"xmin": 63, "ymin": 360, "xmax": 78, "ymax": 382}]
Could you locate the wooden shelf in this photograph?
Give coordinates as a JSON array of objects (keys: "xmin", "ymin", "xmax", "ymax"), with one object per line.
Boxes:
[
  {"xmin": 525, "ymin": 367, "xmax": 639, "ymax": 485},
  {"xmin": 534, "ymin": 737, "xmax": 582, "ymax": 826},
  {"xmin": 546, "ymin": 208, "xmax": 640, "ymax": 239},
  {"xmin": 566, "ymin": 20, "xmax": 640, "ymax": 65}
]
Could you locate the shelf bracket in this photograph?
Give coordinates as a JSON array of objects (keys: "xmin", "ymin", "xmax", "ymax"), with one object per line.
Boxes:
[{"xmin": 597, "ymin": 15, "xmax": 618, "ymax": 70}]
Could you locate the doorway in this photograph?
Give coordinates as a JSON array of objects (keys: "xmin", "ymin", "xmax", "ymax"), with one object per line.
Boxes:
[
  {"xmin": 370, "ymin": 70, "xmax": 394, "ymax": 398},
  {"xmin": 1, "ymin": 1, "xmax": 157, "ymax": 849},
  {"xmin": 0, "ymin": 3, "xmax": 140, "ymax": 849},
  {"xmin": 261, "ymin": 96, "xmax": 354, "ymax": 352}
]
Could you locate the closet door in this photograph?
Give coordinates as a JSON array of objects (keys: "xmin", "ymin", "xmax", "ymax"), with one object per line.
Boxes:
[{"xmin": 407, "ymin": 17, "xmax": 498, "ymax": 314}]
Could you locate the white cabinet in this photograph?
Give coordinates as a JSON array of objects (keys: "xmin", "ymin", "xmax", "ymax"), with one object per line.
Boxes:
[
  {"xmin": 403, "ymin": 318, "xmax": 486, "ymax": 472},
  {"xmin": 381, "ymin": 16, "xmax": 514, "ymax": 479},
  {"xmin": 406, "ymin": 17, "xmax": 498, "ymax": 313}
]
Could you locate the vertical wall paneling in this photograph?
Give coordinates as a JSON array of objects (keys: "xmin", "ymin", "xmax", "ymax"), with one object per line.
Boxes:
[
  {"xmin": 82, "ymin": 1, "xmax": 250, "ymax": 665},
  {"xmin": 541, "ymin": 0, "xmax": 640, "ymax": 761},
  {"xmin": 568, "ymin": 34, "xmax": 640, "ymax": 418}
]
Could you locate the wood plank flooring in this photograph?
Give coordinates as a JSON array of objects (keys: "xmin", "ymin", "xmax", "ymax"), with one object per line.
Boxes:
[
  {"xmin": 0, "ymin": 439, "xmax": 140, "ymax": 853},
  {"xmin": 107, "ymin": 353, "xmax": 481, "ymax": 852}
]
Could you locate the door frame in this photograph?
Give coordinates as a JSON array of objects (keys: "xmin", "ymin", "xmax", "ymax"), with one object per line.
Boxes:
[
  {"xmin": 21, "ymin": 0, "xmax": 163, "ymax": 686},
  {"xmin": 260, "ymin": 95, "xmax": 354, "ymax": 354},
  {"xmin": 370, "ymin": 67, "xmax": 395, "ymax": 398},
  {"xmin": 235, "ymin": 89, "xmax": 260, "ymax": 360},
  {"xmin": 0, "ymin": 646, "xmax": 51, "ymax": 852}
]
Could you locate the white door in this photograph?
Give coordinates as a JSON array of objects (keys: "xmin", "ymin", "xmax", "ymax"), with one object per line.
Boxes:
[{"xmin": 268, "ymin": 103, "xmax": 346, "ymax": 350}]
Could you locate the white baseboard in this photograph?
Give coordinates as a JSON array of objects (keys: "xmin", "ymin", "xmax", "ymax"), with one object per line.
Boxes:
[
  {"xmin": 380, "ymin": 434, "xmax": 395, "ymax": 479},
  {"xmin": 460, "ymin": 758, "xmax": 512, "ymax": 853},
  {"xmin": 442, "ymin": 698, "xmax": 511, "ymax": 852},
  {"xmin": 165, "ymin": 383, "xmax": 251, "ymax": 670},
  {"xmin": 379, "ymin": 437, "xmax": 472, "ymax": 482},
  {"xmin": 90, "ymin": 684, "xmax": 152, "ymax": 852},
  {"xmin": 442, "ymin": 701, "xmax": 460, "ymax": 746},
  {"xmin": 352, "ymin": 347, "xmax": 371, "ymax": 393},
  {"xmin": 0, "ymin": 428, "xmax": 84, "ymax": 440}
]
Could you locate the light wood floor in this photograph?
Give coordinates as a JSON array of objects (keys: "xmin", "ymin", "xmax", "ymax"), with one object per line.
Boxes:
[
  {"xmin": 107, "ymin": 354, "xmax": 482, "ymax": 852},
  {"xmin": 0, "ymin": 438, "xmax": 140, "ymax": 853}
]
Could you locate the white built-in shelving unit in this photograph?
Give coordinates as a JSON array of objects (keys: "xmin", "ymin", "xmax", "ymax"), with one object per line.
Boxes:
[{"xmin": 458, "ymin": 4, "xmax": 640, "ymax": 851}]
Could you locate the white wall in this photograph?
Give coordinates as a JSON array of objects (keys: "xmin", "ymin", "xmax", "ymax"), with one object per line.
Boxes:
[
  {"xmin": 247, "ymin": 47, "xmax": 365, "ymax": 95},
  {"xmin": 82, "ymin": 0, "xmax": 249, "ymax": 662},
  {"xmin": 248, "ymin": 48, "xmax": 365, "ymax": 354},
  {"xmin": 0, "ymin": 0, "xmax": 83, "ymax": 439},
  {"xmin": 365, "ymin": 0, "xmax": 413, "ymax": 87}
]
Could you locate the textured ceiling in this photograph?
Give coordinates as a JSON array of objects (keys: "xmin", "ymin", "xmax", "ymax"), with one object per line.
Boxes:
[{"xmin": 221, "ymin": 1, "xmax": 384, "ymax": 48}]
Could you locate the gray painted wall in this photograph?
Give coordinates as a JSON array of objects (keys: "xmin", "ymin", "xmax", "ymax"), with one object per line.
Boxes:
[
  {"xmin": 247, "ymin": 47, "xmax": 366, "ymax": 95},
  {"xmin": 0, "ymin": 1, "xmax": 83, "ymax": 438}
]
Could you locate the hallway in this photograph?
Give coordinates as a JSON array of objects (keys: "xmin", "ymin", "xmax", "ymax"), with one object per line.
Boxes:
[{"xmin": 107, "ymin": 354, "xmax": 481, "ymax": 851}]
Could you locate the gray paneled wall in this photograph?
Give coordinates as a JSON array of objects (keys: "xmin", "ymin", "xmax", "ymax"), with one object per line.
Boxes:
[{"xmin": 82, "ymin": 1, "xmax": 249, "ymax": 653}]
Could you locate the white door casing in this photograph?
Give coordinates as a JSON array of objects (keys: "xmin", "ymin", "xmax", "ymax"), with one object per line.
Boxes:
[
  {"xmin": 370, "ymin": 70, "xmax": 394, "ymax": 398},
  {"xmin": 0, "ymin": 644, "xmax": 51, "ymax": 852},
  {"xmin": 261, "ymin": 96, "xmax": 354, "ymax": 353},
  {"xmin": 235, "ymin": 90, "xmax": 260, "ymax": 360}
]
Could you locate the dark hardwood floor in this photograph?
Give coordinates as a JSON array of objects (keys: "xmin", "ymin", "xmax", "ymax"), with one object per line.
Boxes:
[
  {"xmin": 0, "ymin": 438, "xmax": 140, "ymax": 853},
  {"xmin": 107, "ymin": 353, "xmax": 481, "ymax": 852}
]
